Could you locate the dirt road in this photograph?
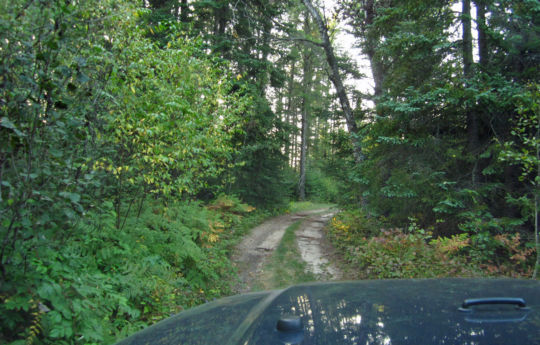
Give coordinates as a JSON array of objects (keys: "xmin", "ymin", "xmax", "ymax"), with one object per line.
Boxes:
[{"xmin": 231, "ymin": 208, "xmax": 341, "ymax": 293}]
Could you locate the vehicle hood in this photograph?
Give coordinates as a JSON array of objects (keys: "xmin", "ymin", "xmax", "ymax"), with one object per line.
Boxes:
[{"xmin": 115, "ymin": 278, "xmax": 540, "ymax": 345}]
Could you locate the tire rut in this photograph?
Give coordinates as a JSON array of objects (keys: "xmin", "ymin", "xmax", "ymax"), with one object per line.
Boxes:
[{"xmin": 231, "ymin": 208, "xmax": 341, "ymax": 293}]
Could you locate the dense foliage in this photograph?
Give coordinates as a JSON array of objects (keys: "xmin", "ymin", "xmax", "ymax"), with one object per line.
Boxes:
[
  {"xmin": 1, "ymin": 0, "xmax": 539, "ymax": 343},
  {"xmin": 329, "ymin": 209, "xmax": 534, "ymax": 279},
  {"xmin": 141, "ymin": 0, "xmax": 296, "ymax": 208},
  {"xmin": 327, "ymin": 0, "xmax": 539, "ymax": 276},
  {"xmin": 0, "ymin": 1, "xmax": 266, "ymax": 343}
]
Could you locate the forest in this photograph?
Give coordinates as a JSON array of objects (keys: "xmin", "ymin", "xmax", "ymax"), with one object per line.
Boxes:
[{"xmin": 1, "ymin": 0, "xmax": 539, "ymax": 344}]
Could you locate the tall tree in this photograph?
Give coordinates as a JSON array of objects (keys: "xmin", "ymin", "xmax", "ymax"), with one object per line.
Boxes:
[
  {"xmin": 298, "ymin": 15, "xmax": 315, "ymax": 200},
  {"xmin": 302, "ymin": 0, "xmax": 364, "ymax": 165},
  {"xmin": 474, "ymin": 0, "xmax": 488, "ymax": 67},
  {"xmin": 462, "ymin": 0, "xmax": 480, "ymax": 186},
  {"xmin": 143, "ymin": 0, "xmax": 299, "ymax": 207},
  {"xmin": 357, "ymin": 0, "xmax": 385, "ymax": 101}
]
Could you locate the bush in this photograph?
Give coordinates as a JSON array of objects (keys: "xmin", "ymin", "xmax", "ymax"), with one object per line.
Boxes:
[
  {"xmin": 328, "ymin": 209, "xmax": 382, "ymax": 243},
  {"xmin": 0, "ymin": 196, "xmax": 259, "ymax": 345},
  {"xmin": 305, "ymin": 168, "xmax": 341, "ymax": 203},
  {"xmin": 0, "ymin": 0, "xmax": 256, "ymax": 342},
  {"xmin": 342, "ymin": 229, "xmax": 476, "ymax": 279},
  {"xmin": 328, "ymin": 209, "xmax": 536, "ymax": 279}
]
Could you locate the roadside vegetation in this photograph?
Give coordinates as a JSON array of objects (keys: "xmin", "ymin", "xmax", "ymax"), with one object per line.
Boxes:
[
  {"xmin": 1, "ymin": 0, "xmax": 539, "ymax": 344},
  {"xmin": 2, "ymin": 192, "xmax": 265, "ymax": 344},
  {"xmin": 328, "ymin": 209, "xmax": 535, "ymax": 279},
  {"xmin": 322, "ymin": 0, "xmax": 539, "ymax": 282},
  {"xmin": 0, "ymin": 1, "xmax": 280, "ymax": 344},
  {"xmin": 287, "ymin": 201, "xmax": 336, "ymax": 213}
]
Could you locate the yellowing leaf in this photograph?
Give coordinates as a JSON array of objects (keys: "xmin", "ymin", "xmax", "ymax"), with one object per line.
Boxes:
[{"xmin": 208, "ymin": 234, "xmax": 219, "ymax": 243}]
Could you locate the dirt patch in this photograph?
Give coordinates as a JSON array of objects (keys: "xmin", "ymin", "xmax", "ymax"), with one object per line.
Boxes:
[
  {"xmin": 231, "ymin": 214, "xmax": 296, "ymax": 293},
  {"xmin": 295, "ymin": 210, "xmax": 342, "ymax": 281},
  {"xmin": 231, "ymin": 208, "xmax": 342, "ymax": 293}
]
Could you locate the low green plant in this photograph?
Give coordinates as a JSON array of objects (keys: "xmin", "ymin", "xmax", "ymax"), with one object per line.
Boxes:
[
  {"xmin": 256, "ymin": 221, "xmax": 317, "ymax": 290},
  {"xmin": 349, "ymin": 229, "xmax": 477, "ymax": 278},
  {"xmin": 473, "ymin": 233, "xmax": 536, "ymax": 277},
  {"xmin": 0, "ymin": 195, "xmax": 264, "ymax": 345},
  {"xmin": 328, "ymin": 210, "xmax": 536, "ymax": 279},
  {"xmin": 288, "ymin": 201, "xmax": 336, "ymax": 213},
  {"xmin": 328, "ymin": 209, "xmax": 381, "ymax": 244}
]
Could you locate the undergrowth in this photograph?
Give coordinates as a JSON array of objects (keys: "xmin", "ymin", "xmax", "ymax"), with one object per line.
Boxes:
[
  {"xmin": 1, "ymin": 195, "xmax": 261, "ymax": 345},
  {"xmin": 288, "ymin": 201, "xmax": 336, "ymax": 213},
  {"xmin": 328, "ymin": 209, "xmax": 536, "ymax": 279}
]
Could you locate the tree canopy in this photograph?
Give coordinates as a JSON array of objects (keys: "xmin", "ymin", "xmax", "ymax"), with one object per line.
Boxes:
[{"xmin": 1, "ymin": 0, "xmax": 539, "ymax": 343}]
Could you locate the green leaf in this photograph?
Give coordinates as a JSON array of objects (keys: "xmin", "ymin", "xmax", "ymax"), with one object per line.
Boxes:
[
  {"xmin": 50, "ymin": 149, "xmax": 63, "ymax": 158},
  {"xmin": 59, "ymin": 192, "xmax": 81, "ymax": 203},
  {"xmin": 77, "ymin": 71, "xmax": 90, "ymax": 84},
  {"xmin": 0, "ymin": 117, "xmax": 25, "ymax": 137},
  {"xmin": 7, "ymin": 340, "xmax": 26, "ymax": 345},
  {"xmin": 75, "ymin": 56, "xmax": 87, "ymax": 67}
]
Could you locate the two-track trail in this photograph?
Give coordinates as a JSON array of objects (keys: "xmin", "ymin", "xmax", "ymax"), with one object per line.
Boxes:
[{"xmin": 231, "ymin": 208, "xmax": 342, "ymax": 293}]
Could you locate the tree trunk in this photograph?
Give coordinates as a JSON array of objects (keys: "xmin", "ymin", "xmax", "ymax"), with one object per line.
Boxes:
[
  {"xmin": 298, "ymin": 107, "xmax": 308, "ymax": 200},
  {"xmin": 533, "ymin": 114, "xmax": 540, "ymax": 279},
  {"xmin": 180, "ymin": 0, "xmax": 189, "ymax": 23},
  {"xmin": 363, "ymin": 0, "xmax": 384, "ymax": 101},
  {"xmin": 534, "ymin": 187, "xmax": 539, "ymax": 279},
  {"xmin": 213, "ymin": 2, "xmax": 228, "ymax": 44},
  {"xmin": 463, "ymin": 0, "xmax": 479, "ymax": 184},
  {"xmin": 462, "ymin": 0, "xmax": 473, "ymax": 79},
  {"xmin": 301, "ymin": 0, "xmax": 364, "ymax": 165},
  {"xmin": 299, "ymin": 15, "xmax": 313, "ymax": 201},
  {"xmin": 286, "ymin": 60, "xmax": 297, "ymax": 165},
  {"xmin": 474, "ymin": 0, "xmax": 488, "ymax": 67},
  {"xmin": 258, "ymin": 21, "xmax": 273, "ymax": 95}
]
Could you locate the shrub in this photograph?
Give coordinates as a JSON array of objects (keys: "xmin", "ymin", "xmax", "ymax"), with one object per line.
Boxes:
[
  {"xmin": 328, "ymin": 210, "xmax": 536, "ymax": 279},
  {"xmin": 328, "ymin": 211, "xmax": 476, "ymax": 279},
  {"xmin": 0, "ymin": 196, "xmax": 261, "ymax": 345},
  {"xmin": 305, "ymin": 168, "xmax": 341, "ymax": 203},
  {"xmin": 350, "ymin": 229, "xmax": 476, "ymax": 278}
]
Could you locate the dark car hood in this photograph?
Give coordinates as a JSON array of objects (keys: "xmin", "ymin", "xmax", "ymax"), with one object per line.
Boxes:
[{"xmin": 115, "ymin": 279, "xmax": 540, "ymax": 345}]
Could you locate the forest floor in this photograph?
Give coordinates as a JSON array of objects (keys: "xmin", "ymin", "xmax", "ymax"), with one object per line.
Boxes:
[{"xmin": 231, "ymin": 207, "xmax": 345, "ymax": 293}]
